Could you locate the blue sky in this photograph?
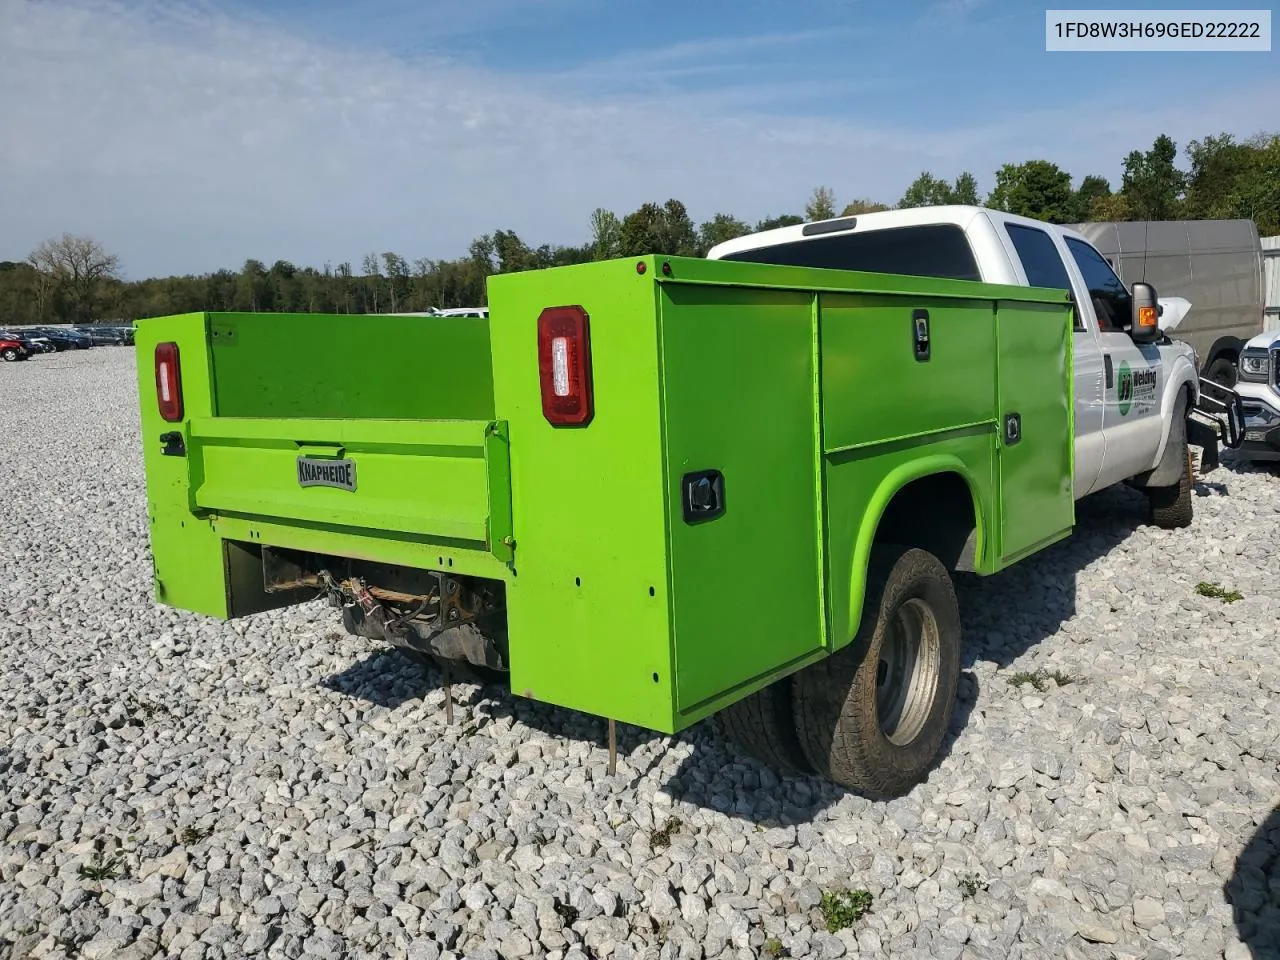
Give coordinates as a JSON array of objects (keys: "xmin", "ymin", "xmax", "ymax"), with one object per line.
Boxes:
[{"xmin": 1, "ymin": 0, "xmax": 1277, "ymax": 278}]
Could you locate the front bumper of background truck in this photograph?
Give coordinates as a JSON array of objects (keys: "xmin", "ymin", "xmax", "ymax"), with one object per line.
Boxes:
[
  {"xmin": 1188, "ymin": 378, "xmax": 1247, "ymax": 472},
  {"xmin": 1233, "ymin": 381, "xmax": 1280, "ymax": 463}
]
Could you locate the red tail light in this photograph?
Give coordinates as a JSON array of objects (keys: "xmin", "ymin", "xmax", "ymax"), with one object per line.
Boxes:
[
  {"xmin": 537, "ymin": 306, "xmax": 594, "ymax": 426},
  {"xmin": 155, "ymin": 342, "xmax": 184, "ymax": 422}
]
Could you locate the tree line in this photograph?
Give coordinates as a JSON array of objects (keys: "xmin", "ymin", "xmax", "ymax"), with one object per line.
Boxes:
[{"xmin": 2, "ymin": 130, "xmax": 1276, "ymax": 326}]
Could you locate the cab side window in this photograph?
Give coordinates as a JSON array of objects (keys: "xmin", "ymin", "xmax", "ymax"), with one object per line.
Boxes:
[
  {"xmin": 1004, "ymin": 223, "xmax": 1083, "ymax": 331},
  {"xmin": 1066, "ymin": 237, "xmax": 1132, "ymax": 333}
]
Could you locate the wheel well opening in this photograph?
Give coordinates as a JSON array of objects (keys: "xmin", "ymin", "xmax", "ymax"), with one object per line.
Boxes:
[
  {"xmin": 1204, "ymin": 339, "xmax": 1243, "ymax": 371},
  {"xmin": 875, "ymin": 472, "xmax": 977, "ymax": 572}
]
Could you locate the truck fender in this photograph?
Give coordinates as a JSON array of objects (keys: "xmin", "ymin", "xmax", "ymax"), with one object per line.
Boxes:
[
  {"xmin": 1140, "ymin": 360, "xmax": 1197, "ymax": 488},
  {"xmin": 839, "ymin": 455, "xmax": 987, "ymax": 652}
]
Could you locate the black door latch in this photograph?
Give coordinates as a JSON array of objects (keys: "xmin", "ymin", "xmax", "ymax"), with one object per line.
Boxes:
[
  {"xmin": 912, "ymin": 309, "xmax": 931, "ymax": 362},
  {"xmin": 681, "ymin": 469, "xmax": 725, "ymax": 523},
  {"xmin": 1004, "ymin": 413, "xmax": 1022, "ymax": 446},
  {"xmin": 160, "ymin": 431, "xmax": 186, "ymax": 457}
]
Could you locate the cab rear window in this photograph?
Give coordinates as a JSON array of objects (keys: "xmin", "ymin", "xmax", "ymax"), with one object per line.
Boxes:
[{"xmin": 718, "ymin": 224, "xmax": 981, "ymax": 282}]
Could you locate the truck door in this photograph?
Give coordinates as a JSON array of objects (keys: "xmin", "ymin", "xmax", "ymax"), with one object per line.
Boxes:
[
  {"xmin": 999, "ymin": 221, "xmax": 1106, "ymax": 498},
  {"xmin": 1064, "ymin": 237, "xmax": 1166, "ymax": 487}
]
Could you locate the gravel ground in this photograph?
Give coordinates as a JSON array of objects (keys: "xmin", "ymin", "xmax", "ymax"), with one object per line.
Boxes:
[{"xmin": 1, "ymin": 348, "xmax": 1278, "ymax": 960}]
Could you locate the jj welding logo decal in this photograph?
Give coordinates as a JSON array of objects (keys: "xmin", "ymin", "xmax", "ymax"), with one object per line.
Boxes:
[{"xmin": 1117, "ymin": 361, "xmax": 1158, "ymax": 417}]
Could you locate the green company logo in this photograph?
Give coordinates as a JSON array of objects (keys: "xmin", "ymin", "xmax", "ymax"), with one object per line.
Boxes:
[
  {"xmin": 1117, "ymin": 361, "xmax": 1133, "ymax": 416},
  {"xmin": 1116, "ymin": 361, "xmax": 1157, "ymax": 417}
]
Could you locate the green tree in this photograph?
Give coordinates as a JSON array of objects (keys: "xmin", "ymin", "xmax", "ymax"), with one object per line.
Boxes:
[
  {"xmin": 334, "ymin": 261, "xmax": 354, "ymax": 313},
  {"xmin": 755, "ymin": 214, "xmax": 804, "ymax": 232},
  {"xmin": 268, "ymin": 259, "xmax": 299, "ymax": 312},
  {"xmin": 986, "ymin": 160, "xmax": 1074, "ymax": 222},
  {"xmin": 618, "ymin": 200, "xmax": 698, "ymax": 257},
  {"xmin": 805, "ymin": 186, "xmax": 837, "ymax": 221},
  {"xmin": 26, "ymin": 233, "xmax": 120, "ymax": 323},
  {"xmin": 618, "ymin": 202, "xmax": 663, "ymax": 256},
  {"xmin": 1121, "ymin": 134, "xmax": 1184, "ymax": 220},
  {"xmin": 1224, "ymin": 133, "xmax": 1280, "ymax": 235},
  {"xmin": 898, "ymin": 172, "xmax": 955, "ymax": 208},
  {"xmin": 1070, "ymin": 175, "xmax": 1113, "ymax": 221},
  {"xmin": 840, "ymin": 199, "xmax": 891, "ymax": 216},
  {"xmin": 467, "ymin": 236, "xmax": 497, "ymax": 304},
  {"xmin": 360, "ymin": 253, "xmax": 382, "ymax": 312},
  {"xmin": 1088, "ymin": 192, "xmax": 1134, "ymax": 221},
  {"xmin": 658, "ymin": 200, "xmax": 698, "ymax": 256},
  {"xmin": 492, "ymin": 231, "xmax": 533, "ymax": 274},
  {"xmin": 234, "ymin": 258, "xmax": 270, "ymax": 312},
  {"xmin": 697, "ymin": 213, "xmax": 751, "ymax": 255},
  {"xmin": 382, "ymin": 252, "xmax": 410, "ymax": 311},
  {"xmin": 589, "ymin": 208, "xmax": 621, "ymax": 261},
  {"xmin": 1183, "ymin": 133, "xmax": 1253, "ymax": 220},
  {"xmin": 951, "ymin": 172, "xmax": 980, "ymax": 205}
]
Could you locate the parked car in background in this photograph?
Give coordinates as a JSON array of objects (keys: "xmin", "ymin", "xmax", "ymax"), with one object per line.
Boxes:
[
  {"xmin": 0, "ymin": 330, "xmax": 54, "ymax": 354},
  {"xmin": 1066, "ymin": 219, "xmax": 1266, "ymax": 386},
  {"xmin": 0, "ymin": 336, "xmax": 30, "ymax": 362},
  {"xmin": 73, "ymin": 324, "xmax": 135, "ymax": 345},
  {"xmin": 30, "ymin": 327, "xmax": 92, "ymax": 350},
  {"xmin": 384, "ymin": 308, "xmax": 490, "ymax": 319}
]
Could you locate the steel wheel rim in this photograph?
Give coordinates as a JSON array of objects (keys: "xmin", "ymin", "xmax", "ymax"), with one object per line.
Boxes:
[{"xmin": 875, "ymin": 597, "xmax": 941, "ymax": 746}]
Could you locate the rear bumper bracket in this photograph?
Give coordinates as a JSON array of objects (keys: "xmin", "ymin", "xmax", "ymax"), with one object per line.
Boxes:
[{"xmin": 1189, "ymin": 378, "xmax": 1246, "ymax": 470}]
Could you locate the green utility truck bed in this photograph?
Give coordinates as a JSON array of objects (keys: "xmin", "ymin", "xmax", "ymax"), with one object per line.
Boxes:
[{"xmin": 136, "ymin": 255, "xmax": 1075, "ymax": 794}]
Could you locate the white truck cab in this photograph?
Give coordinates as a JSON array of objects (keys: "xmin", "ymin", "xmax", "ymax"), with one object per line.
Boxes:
[
  {"xmin": 708, "ymin": 205, "xmax": 1244, "ymax": 525},
  {"xmin": 1235, "ymin": 329, "xmax": 1280, "ymax": 461}
]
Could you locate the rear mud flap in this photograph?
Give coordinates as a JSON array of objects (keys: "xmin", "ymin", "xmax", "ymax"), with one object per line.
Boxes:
[{"xmin": 1189, "ymin": 378, "xmax": 1246, "ymax": 471}]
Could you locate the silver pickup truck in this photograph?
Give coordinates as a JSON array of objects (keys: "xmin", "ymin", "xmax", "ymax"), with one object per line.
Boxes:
[{"xmin": 1235, "ymin": 329, "xmax": 1280, "ymax": 462}]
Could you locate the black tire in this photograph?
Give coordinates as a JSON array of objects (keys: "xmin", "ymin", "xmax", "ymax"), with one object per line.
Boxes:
[
  {"xmin": 792, "ymin": 545, "xmax": 961, "ymax": 798},
  {"xmin": 1147, "ymin": 443, "xmax": 1194, "ymax": 529},
  {"xmin": 716, "ymin": 678, "xmax": 813, "ymax": 775},
  {"xmin": 1206, "ymin": 357, "xmax": 1237, "ymax": 389},
  {"xmin": 1, "ymin": 348, "xmax": 18, "ymax": 362}
]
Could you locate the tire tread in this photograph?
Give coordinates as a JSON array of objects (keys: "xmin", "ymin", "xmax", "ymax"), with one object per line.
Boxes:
[
  {"xmin": 717, "ymin": 680, "xmax": 813, "ymax": 774},
  {"xmin": 792, "ymin": 545, "xmax": 960, "ymax": 798},
  {"xmin": 1148, "ymin": 444, "xmax": 1194, "ymax": 529}
]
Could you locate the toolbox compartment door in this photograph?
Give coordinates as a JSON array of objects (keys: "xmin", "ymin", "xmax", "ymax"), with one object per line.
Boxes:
[
  {"xmin": 658, "ymin": 283, "xmax": 826, "ymax": 717},
  {"xmin": 993, "ymin": 299, "xmax": 1075, "ymax": 564}
]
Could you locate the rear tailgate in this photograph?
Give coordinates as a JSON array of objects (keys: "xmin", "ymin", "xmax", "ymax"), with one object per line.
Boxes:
[
  {"xmin": 188, "ymin": 416, "xmax": 511, "ymax": 555},
  {"xmin": 135, "ymin": 311, "xmax": 512, "ymax": 619}
]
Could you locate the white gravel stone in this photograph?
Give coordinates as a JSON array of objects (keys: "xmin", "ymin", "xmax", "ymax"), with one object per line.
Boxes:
[{"xmin": 1, "ymin": 349, "xmax": 1277, "ymax": 959}]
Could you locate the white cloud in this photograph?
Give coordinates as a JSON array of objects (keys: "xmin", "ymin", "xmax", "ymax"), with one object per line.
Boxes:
[{"xmin": 0, "ymin": 0, "xmax": 1276, "ymax": 278}]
